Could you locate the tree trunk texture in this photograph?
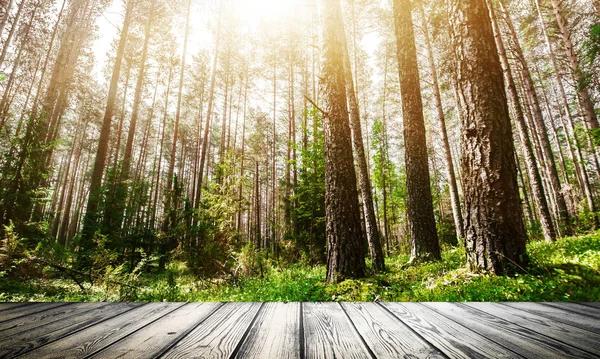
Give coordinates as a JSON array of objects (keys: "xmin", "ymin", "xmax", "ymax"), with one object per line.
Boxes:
[
  {"xmin": 393, "ymin": 0, "xmax": 441, "ymax": 262},
  {"xmin": 498, "ymin": 0, "xmax": 571, "ymax": 234},
  {"xmin": 342, "ymin": 20, "xmax": 385, "ymax": 272},
  {"xmin": 549, "ymin": 0, "xmax": 599, "ymax": 129},
  {"xmin": 447, "ymin": 0, "xmax": 529, "ymax": 274},
  {"xmin": 534, "ymin": 0, "xmax": 598, "ymax": 220},
  {"xmin": 321, "ymin": 0, "xmax": 366, "ymax": 283},
  {"xmin": 419, "ymin": 3, "xmax": 465, "ymax": 242},
  {"xmin": 488, "ymin": 0, "xmax": 556, "ymax": 242},
  {"xmin": 81, "ymin": 0, "xmax": 134, "ymax": 250}
]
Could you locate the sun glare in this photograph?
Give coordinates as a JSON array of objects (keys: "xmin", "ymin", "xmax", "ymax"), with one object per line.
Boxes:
[{"xmin": 235, "ymin": 0, "xmax": 303, "ymax": 27}]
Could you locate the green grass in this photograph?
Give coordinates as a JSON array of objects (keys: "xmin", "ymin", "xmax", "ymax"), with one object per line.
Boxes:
[{"xmin": 2, "ymin": 232, "xmax": 599, "ymax": 302}]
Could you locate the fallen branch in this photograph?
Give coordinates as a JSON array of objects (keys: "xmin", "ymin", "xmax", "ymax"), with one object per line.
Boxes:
[{"xmin": 28, "ymin": 256, "xmax": 138, "ymax": 292}]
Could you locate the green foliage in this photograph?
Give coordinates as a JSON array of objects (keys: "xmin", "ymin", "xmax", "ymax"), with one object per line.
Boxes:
[
  {"xmin": 292, "ymin": 109, "xmax": 326, "ymax": 263},
  {"xmin": 371, "ymin": 119, "xmax": 407, "ymax": 252},
  {"xmin": 3, "ymin": 232, "xmax": 599, "ymax": 302}
]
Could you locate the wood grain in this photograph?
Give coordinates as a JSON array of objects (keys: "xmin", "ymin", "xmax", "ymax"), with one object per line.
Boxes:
[
  {"xmin": 303, "ymin": 302, "xmax": 371, "ymax": 359},
  {"xmin": 466, "ymin": 302, "xmax": 600, "ymax": 352},
  {"xmin": 580, "ymin": 302, "xmax": 600, "ymax": 310},
  {"xmin": 162, "ymin": 302, "xmax": 263, "ymax": 359},
  {"xmin": 0, "ymin": 302, "xmax": 141, "ymax": 358},
  {"xmin": 343, "ymin": 302, "xmax": 445, "ymax": 359},
  {"xmin": 90, "ymin": 302, "xmax": 221, "ymax": 359},
  {"xmin": 0, "ymin": 302, "xmax": 67, "ymax": 323},
  {"xmin": 0, "ymin": 302, "xmax": 109, "ymax": 335},
  {"xmin": 501, "ymin": 302, "xmax": 600, "ymax": 334},
  {"xmin": 233, "ymin": 302, "xmax": 300, "ymax": 359},
  {"xmin": 545, "ymin": 302, "xmax": 600, "ymax": 319},
  {"xmin": 0, "ymin": 303, "xmax": 30, "ymax": 311},
  {"xmin": 18, "ymin": 302, "xmax": 183, "ymax": 359},
  {"xmin": 425, "ymin": 302, "xmax": 598, "ymax": 359},
  {"xmin": 383, "ymin": 302, "xmax": 523, "ymax": 359}
]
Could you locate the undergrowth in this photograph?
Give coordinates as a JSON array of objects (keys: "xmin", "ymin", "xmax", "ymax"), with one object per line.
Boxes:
[{"xmin": 1, "ymin": 232, "xmax": 599, "ymax": 302}]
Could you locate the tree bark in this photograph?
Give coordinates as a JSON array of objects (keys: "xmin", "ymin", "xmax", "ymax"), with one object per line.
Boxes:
[
  {"xmin": 549, "ymin": 0, "xmax": 598, "ymax": 130},
  {"xmin": 0, "ymin": 0, "xmax": 14, "ymax": 39},
  {"xmin": 447, "ymin": 0, "xmax": 529, "ymax": 274},
  {"xmin": 488, "ymin": 0, "xmax": 555, "ymax": 242},
  {"xmin": 534, "ymin": 0, "xmax": 597, "ymax": 221},
  {"xmin": 81, "ymin": 0, "xmax": 134, "ymax": 250},
  {"xmin": 498, "ymin": 0, "xmax": 571, "ymax": 234},
  {"xmin": 0, "ymin": 0, "xmax": 25, "ymax": 69},
  {"xmin": 393, "ymin": 0, "xmax": 441, "ymax": 262},
  {"xmin": 342, "ymin": 19, "xmax": 385, "ymax": 271},
  {"xmin": 321, "ymin": 0, "xmax": 366, "ymax": 283},
  {"xmin": 419, "ymin": 3, "xmax": 465, "ymax": 242}
]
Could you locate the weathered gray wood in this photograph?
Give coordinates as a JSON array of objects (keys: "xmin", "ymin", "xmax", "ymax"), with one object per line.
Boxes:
[
  {"xmin": 425, "ymin": 302, "xmax": 598, "ymax": 358},
  {"xmin": 18, "ymin": 302, "xmax": 183, "ymax": 359},
  {"xmin": 0, "ymin": 302, "xmax": 67, "ymax": 323},
  {"xmin": 501, "ymin": 302, "xmax": 600, "ymax": 335},
  {"xmin": 580, "ymin": 302, "xmax": 600, "ymax": 309},
  {"xmin": 163, "ymin": 302, "xmax": 263, "ymax": 359},
  {"xmin": 90, "ymin": 302, "xmax": 221, "ymax": 358},
  {"xmin": 0, "ymin": 302, "xmax": 109, "ymax": 335},
  {"xmin": 303, "ymin": 302, "xmax": 371, "ymax": 359},
  {"xmin": 343, "ymin": 302, "xmax": 445, "ymax": 359},
  {"xmin": 233, "ymin": 302, "xmax": 300, "ymax": 359},
  {"xmin": 383, "ymin": 302, "xmax": 523, "ymax": 359},
  {"xmin": 545, "ymin": 302, "xmax": 600, "ymax": 319},
  {"xmin": 466, "ymin": 302, "xmax": 600, "ymax": 353},
  {"xmin": 0, "ymin": 302, "xmax": 141, "ymax": 358},
  {"xmin": 0, "ymin": 302, "xmax": 31, "ymax": 311}
]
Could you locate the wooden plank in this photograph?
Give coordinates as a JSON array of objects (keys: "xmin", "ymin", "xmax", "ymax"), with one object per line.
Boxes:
[
  {"xmin": 466, "ymin": 302, "xmax": 600, "ymax": 353},
  {"xmin": 342, "ymin": 302, "xmax": 445, "ymax": 359},
  {"xmin": 0, "ymin": 302, "xmax": 67, "ymax": 323},
  {"xmin": 233, "ymin": 302, "xmax": 300, "ymax": 359},
  {"xmin": 162, "ymin": 302, "xmax": 263, "ymax": 359},
  {"xmin": 303, "ymin": 302, "xmax": 371, "ymax": 359},
  {"xmin": 0, "ymin": 303, "xmax": 30, "ymax": 311},
  {"xmin": 425, "ymin": 302, "xmax": 598, "ymax": 359},
  {"xmin": 91, "ymin": 302, "xmax": 221, "ymax": 358},
  {"xmin": 0, "ymin": 302, "xmax": 109, "ymax": 335},
  {"xmin": 576, "ymin": 302, "xmax": 600, "ymax": 310},
  {"xmin": 383, "ymin": 302, "xmax": 523, "ymax": 359},
  {"xmin": 501, "ymin": 302, "xmax": 600, "ymax": 335},
  {"xmin": 18, "ymin": 302, "xmax": 184, "ymax": 359},
  {"xmin": 545, "ymin": 302, "xmax": 600, "ymax": 319},
  {"xmin": 0, "ymin": 302, "xmax": 141, "ymax": 358}
]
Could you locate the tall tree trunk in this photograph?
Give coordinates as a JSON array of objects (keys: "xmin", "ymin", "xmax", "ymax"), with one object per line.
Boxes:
[
  {"xmin": 447, "ymin": 0, "xmax": 529, "ymax": 274},
  {"xmin": 342, "ymin": 24, "xmax": 385, "ymax": 271},
  {"xmin": 121, "ymin": 0, "xmax": 157, "ymax": 182},
  {"xmin": 196, "ymin": 1, "xmax": 222, "ymax": 207},
  {"xmin": 534, "ymin": 0, "xmax": 597, "ymax": 220},
  {"xmin": 419, "ymin": 3, "xmax": 465, "ymax": 242},
  {"xmin": 549, "ymin": 0, "xmax": 599, "ymax": 129},
  {"xmin": 393, "ymin": 0, "xmax": 441, "ymax": 262},
  {"xmin": 0, "ymin": 0, "xmax": 14, "ymax": 39},
  {"xmin": 0, "ymin": 0, "xmax": 25, "ymax": 69},
  {"xmin": 81, "ymin": 0, "xmax": 134, "ymax": 251},
  {"xmin": 321, "ymin": 0, "xmax": 366, "ymax": 283},
  {"xmin": 498, "ymin": 0, "xmax": 571, "ymax": 234},
  {"xmin": 163, "ymin": 0, "xmax": 191, "ymax": 238},
  {"xmin": 488, "ymin": 0, "xmax": 556, "ymax": 242}
]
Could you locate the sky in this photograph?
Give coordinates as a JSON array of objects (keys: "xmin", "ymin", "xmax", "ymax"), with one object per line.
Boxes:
[{"xmin": 90, "ymin": 0, "xmax": 382, "ymax": 84}]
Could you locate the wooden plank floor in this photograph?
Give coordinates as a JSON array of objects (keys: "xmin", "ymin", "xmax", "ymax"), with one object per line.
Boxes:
[{"xmin": 0, "ymin": 302, "xmax": 599, "ymax": 358}]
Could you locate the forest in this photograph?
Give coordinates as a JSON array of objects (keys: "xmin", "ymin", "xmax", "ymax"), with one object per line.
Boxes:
[{"xmin": 0, "ymin": 0, "xmax": 599, "ymax": 302}]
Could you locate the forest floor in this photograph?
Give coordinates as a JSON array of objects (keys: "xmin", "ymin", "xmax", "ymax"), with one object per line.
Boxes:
[{"xmin": 1, "ymin": 232, "xmax": 599, "ymax": 302}]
